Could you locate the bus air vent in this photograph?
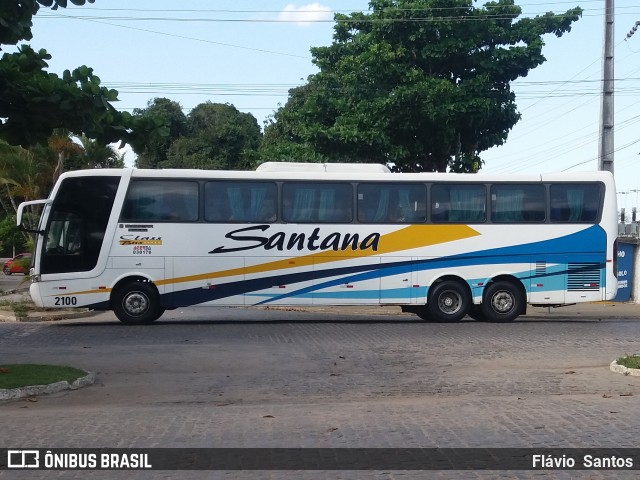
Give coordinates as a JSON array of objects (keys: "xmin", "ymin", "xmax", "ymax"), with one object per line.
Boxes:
[{"xmin": 567, "ymin": 263, "xmax": 601, "ymax": 291}]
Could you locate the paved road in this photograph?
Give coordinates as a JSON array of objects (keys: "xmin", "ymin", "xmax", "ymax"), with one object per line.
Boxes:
[
  {"xmin": 1, "ymin": 307, "xmax": 640, "ymax": 479},
  {"xmin": 0, "ymin": 270, "xmax": 27, "ymax": 293}
]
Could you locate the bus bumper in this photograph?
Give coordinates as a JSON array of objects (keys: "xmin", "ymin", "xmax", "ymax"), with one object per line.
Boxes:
[{"xmin": 29, "ymin": 282, "xmax": 44, "ymax": 308}]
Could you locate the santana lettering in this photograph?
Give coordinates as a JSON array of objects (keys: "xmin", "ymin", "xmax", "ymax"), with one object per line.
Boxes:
[{"xmin": 209, "ymin": 225, "xmax": 380, "ymax": 254}]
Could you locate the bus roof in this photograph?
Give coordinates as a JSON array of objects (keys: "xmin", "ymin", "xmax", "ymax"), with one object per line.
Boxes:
[
  {"xmin": 55, "ymin": 167, "xmax": 615, "ymax": 187},
  {"xmin": 255, "ymin": 162, "xmax": 391, "ymax": 173}
]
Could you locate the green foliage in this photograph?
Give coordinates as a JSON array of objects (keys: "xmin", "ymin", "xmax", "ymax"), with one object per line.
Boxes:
[
  {"xmin": 0, "ymin": 215, "xmax": 27, "ymax": 254},
  {"xmin": 0, "ymin": 46, "xmax": 166, "ymax": 148},
  {"xmin": 133, "ymin": 100, "xmax": 262, "ymax": 170},
  {"xmin": 0, "ymin": 1, "xmax": 94, "ymax": 48},
  {"xmin": 617, "ymin": 355, "xmax": 640, "ymax": 370},
  {"xmin": 0, "ymin": 140, "xmax": 54, "ymax": 204},
  {"xmin": 66, "ymin": 135, "xmax": 125, "ymax": 170},
  {"xmin": 268, "ymin": 0, "xmax": 582, "ymax": 172},
  {"xmin": 0, "ymin": 0, "xmax": 166, "ymax": 150},
  {"xmin": 132, "ymin": 98, "xmax": 188, "ymax": 168}
]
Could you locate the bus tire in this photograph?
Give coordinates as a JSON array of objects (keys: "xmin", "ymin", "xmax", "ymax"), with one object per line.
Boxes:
[
  {"xmin": 414, "ymin": 308, "xmax": 433, "ymax": 322},
  {"xmin": 112, "ymin": 281, "xmax": 163, "ymax": 325},
  {"xmin": 426, "ymin": 281, "xmax": 470, "ymax": 323},
  {"xmin": 480, "ymin": 281, "xmax": 524, "ymax": 323}
]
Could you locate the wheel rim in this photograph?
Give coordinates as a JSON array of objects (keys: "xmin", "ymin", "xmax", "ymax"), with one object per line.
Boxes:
[
  {"xmin": 437, "ymin": 290, "xmax": 463, "ymax": 315},
  {"xmin": 123, "ymin": 291, "xmax": 150, "ymax": 317},
  {"xmin": 491, "ymin": 290, "xmax": 514, "ymax": 314}
]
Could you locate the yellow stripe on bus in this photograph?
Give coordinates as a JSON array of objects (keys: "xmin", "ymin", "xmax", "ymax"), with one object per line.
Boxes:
[{"xmin": 157, "ymin": 224, "xmax": 479, "ymax": 287}]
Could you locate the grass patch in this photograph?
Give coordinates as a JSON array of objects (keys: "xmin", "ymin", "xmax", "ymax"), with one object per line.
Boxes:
[
  {"xmin": 616, "ymin": 355, "xmax": 640, "ymax": 370},
  {"xmin": 0, "ymin": 364, "xmax": 87, "ymax": 389}
]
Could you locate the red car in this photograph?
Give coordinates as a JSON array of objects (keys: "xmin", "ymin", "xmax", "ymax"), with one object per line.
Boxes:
[{"xmin": 3, "ymin": 253, "xmax": 32, "ymax": 275}]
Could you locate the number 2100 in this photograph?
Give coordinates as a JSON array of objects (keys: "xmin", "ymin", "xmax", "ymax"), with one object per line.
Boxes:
[{"xmin": 54, "ymin": 296, "xmax": 77, "ymax": 306}]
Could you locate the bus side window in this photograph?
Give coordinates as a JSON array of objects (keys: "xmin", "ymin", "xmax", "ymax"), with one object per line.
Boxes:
[
  {"xmin": 283, "ymin": 183, "xmax": 352, "ymax": 223},
  {"xmin": 204, "ymin": 183, "xmax": 231, "ymax": 222},
  {"xmin": 492, "ymin": 184, "xmax": 545, "ymax": 223},
  {"xmin": 206, "ymin": 181, "xmax": 277, "ymax": 223},
  {"xmin": 550, "ymin": 184, "xmax": 601, "ymax": 222},
  {"xmin": 432, "ymin": 184, "xmax": 485, "ymax": 223},
  {"xmin": 122, "ymin": 180, "xmax": 198, "ymax": 222},
  {"xmin": 430, "ymin": 185, "xmax": 449, "ymax": 222},
  {"xmin": 358, "ymin": 183, "xmax": 425, "ymax": 223},
  {"xmin": 159, "ymin": 194, "xmax": 193, "ymax": 221}
]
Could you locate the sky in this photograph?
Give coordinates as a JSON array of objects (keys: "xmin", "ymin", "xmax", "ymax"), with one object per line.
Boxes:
[{"xmin": 10, "ymin": 0, "xmax": 640, "ymax": 214}]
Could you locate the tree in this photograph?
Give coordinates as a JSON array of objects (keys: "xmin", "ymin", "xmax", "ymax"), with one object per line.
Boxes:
[
  {"xmin": 260, "ymin": 88, "xmax": 332, "ymax": 164},
  {"xmin": 48, "ymin": 129, "xmax": 83, "ymax": 183},
  {"xmin": 0, "ymin": 215, "xmax": 28, "ymax": 256},
  {"xmin": 0, "ymin": 140, "xmax": 54, "ymax": 237},
  {"xmin": 132, "ymin": 98, "xmax": 188, "ymax": 168},
  {"xmin": 133, "ymin": 101, "xmax": 262, "ymax": 170},
  {"xmin": 66, "ymin": 135, "xmax": 125, "ymax": 170},
  {"xmin": 0, "ymin": 0, "xmax": 166, "ymax": 149},
  {"xmin": 267, "ymin": 0, "xmax": 582, "ymax": 172},
  {"xmin": 0, "ymin": 1, "xmax": 95, "ymax": 47}
]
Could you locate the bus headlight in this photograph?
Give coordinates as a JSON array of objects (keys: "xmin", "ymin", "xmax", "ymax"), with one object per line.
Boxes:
[{"xmin": 29, "ymin": 268, "xmax": 40, "ymax": 282}]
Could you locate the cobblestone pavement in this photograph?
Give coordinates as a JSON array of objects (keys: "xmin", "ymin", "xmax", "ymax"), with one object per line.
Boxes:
[{"xmin": 1, "ymin": 307, "xmax": 640, "ymax": 479}]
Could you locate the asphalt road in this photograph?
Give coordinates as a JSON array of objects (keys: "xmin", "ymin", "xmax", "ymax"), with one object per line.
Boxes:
[
  {"xmin": 0, "ymin": 268, "xmax": 28, "ymax": 293},
  {"xmin": 1, "ymin": 307, "xmax": 640, "ymax": 479}
]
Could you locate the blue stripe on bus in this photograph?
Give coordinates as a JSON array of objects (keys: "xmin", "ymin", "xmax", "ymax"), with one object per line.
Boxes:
[
  {"xmin": 156, "ymin": 225, "xmax": 606, "ymax": 308},
  {"xmin": 252, "ymin": 226, "xmax": 606, "ymax": 305},
  {"xmin": 244, "ymin": 262, "xmax": 598, "ymax": 303}
]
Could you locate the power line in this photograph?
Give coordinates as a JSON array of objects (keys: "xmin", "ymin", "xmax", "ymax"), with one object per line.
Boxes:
[
  {"xmin": 45, "ymin": 13, "xmax": 311, "ymax": 60},
  {"xmin": 39, "ymin": 11, "xmax": 614, "ymax": 23}
]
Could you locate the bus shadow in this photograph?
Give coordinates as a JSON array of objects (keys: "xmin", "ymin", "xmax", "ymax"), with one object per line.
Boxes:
[{"xmin": 54, "ymin": 315, "xmax": 612, "ymax": 327}]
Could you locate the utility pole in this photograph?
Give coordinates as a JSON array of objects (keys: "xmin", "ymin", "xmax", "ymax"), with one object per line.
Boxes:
[{"xmin": 599, "ymin": 0, "xmax": 615, "ymax": 173}]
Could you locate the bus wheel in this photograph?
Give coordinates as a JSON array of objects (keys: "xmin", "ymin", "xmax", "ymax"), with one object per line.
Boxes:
[
  {"xmin": 480, "ymin": 281, "xmax": 524, "ymax": 323},
  {"xmin": 414, "ymin": 308, "xmax": 433, "ymax": 322},
  {"xmin": 112, "ymin": 281, "xmax": 163, "ymax": 325},
  {"xmin": 426, "ymin": 281, "xmax": 470, "ymax": 322}
]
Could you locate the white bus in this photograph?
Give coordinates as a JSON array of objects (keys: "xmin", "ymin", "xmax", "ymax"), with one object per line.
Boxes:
[{"xmin": 17, "ymin": 163, "xmax": 618, "ymax": 324}]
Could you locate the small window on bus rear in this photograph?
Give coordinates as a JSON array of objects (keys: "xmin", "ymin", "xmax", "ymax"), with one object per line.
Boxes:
[
  {"xmin": 121, "ymin": 180, "xmax": 199, "ymax": 222},
  {"xmin": 550, "ymin": 183, "xmax": 602, "ymax": 222},
  {"xmin": 357, "ymin": 183, "xmax": 426, "ymax": 223},
  {"xmin": 431, "ymin": 184, "xmax": 486, "ymax": 223},
  {"xmin": 282, "ymin": 183, "xmax": 353, "ymax": 223},
  {"xmin": 491, "ymin": 184, "xmax": 545, "ymax": 223},
  {"xmin": 205, "ymin": 181, "xmax": 277, "ymax": 222}
]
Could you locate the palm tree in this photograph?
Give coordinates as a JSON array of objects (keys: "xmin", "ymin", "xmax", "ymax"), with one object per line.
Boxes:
[
  {"xmin": 69, "ymin": 135, "xmax": 124, "ymax": 169},
  {"xmin": 0, "ymin": 140, "xmax": 55, "ymax": 235},
  {"xmin": 48, "ymin": 129, "xmax": 83, "ymax": 183}
]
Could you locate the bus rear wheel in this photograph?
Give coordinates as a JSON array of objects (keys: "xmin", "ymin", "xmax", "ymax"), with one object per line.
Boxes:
[
  {"xmin": 480, "ymin": 281, "xmax": 524, "ymax": 323},
  {"xmin": 426, "ymin": 281, "xmax": 470, "ymax": 323},
  {"xmin": 112, "ymin": 281, "xmax": 164, "ymax": 325}
]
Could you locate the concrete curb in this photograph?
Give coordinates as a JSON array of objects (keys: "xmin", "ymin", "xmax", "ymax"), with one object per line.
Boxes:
[
  {"xmin": 610, "ymin": 359, "xmax": 640, "ymax": 377},
  {"xmin": 0, "ymin": 309, "xmax": 98, "ymax": 323},
  {"xmin": 0, "ymin": 371, "xmax": 96, "ymax": 401}
]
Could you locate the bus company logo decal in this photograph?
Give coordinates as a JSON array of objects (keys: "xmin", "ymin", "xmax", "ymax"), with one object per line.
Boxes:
[
  {"xmin": 119, "ymin": 235, "xmax": 163, "ymax": 246},
  {"xmin": 209, "ymin": 225, "xmax": 380, "ymax": 254},
  {"xmin": 208, "ymin": 224, "xmax": 479, "ymax": 256}
]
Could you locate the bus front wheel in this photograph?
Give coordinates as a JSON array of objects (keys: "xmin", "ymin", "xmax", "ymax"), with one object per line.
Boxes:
[
  {"xmin": 480, "ymin": 281, "xmax": 524, "ymax": 323},
  {"xmin": 426, "ymin": 281, "xmax": 470, "ymax": 322},
  {"xmin": 112, "ymin": 281, "xmax": 164, "ymax": 325}
]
